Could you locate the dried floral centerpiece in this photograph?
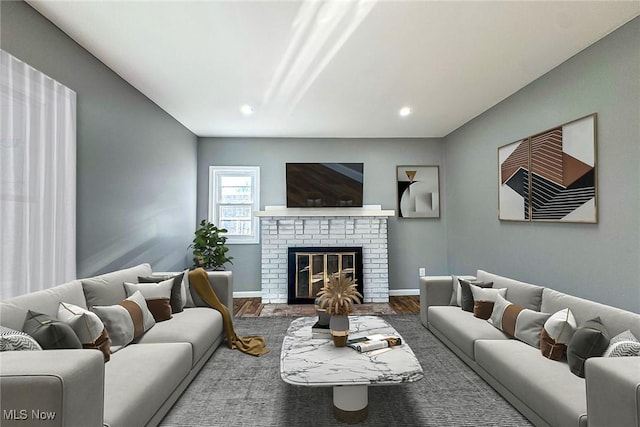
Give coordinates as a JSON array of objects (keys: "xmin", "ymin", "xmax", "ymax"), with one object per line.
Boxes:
[{"xmin": 316, "ymin": 274, "xmax": 363, "ymax": 346}]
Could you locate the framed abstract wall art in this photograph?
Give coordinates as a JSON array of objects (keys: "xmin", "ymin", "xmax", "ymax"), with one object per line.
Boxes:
[
  {"xmin": 397, "ymin": 165, "xmax": 440, "ymax": 218},
  {"xmin": 498, "ymin": 113, "xmax": 597, "ymax": 223}
]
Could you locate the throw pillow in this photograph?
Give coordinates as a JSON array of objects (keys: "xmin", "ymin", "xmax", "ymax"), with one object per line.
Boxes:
[
  {"xmin": 22, "ymin": 311, "xmax": 82, "ymax": 350},
  {"xmin": 57, "ymin": 302, "xmax": 104, "ymax": 344},
  {"xmin": 138, "ymin": 271, "xmax": 186, "ymax": 314},
  {"xmin": 567, "ymin": 317, "xmax": 610, "ymax": 378},
  {"xmin": 57, "ymin": 302, "xmax": 111, "ymax": 362},
  {"xmin": 540, "ymin": 308, "xmax": 577, "ymax": 360},
  {"xmin": 183, "ymin": 270, "xmax": 197, "ymax": 308},
  {"xmin": 91, "ymin": 291, "xmax": 155, "ymax": 351},
  {"xmin": 603, "ymin": 330, "xmax": 640, "ymax": 357},
  {"xmin": 0, "ymin": 326, "xmax": 42, "ymax": 351},
  {"xmin": 469, "ymin": 285, "xmax": 506, "ymax": 320},
  {"xmin": 450, "ymin": 275, "xmax": 460, "ymax": 306},
  {"xmin": 125, "ymin": 280, "xmax": 173, "ymax": 321},
  {"xmin": 459, "ymin": 279, "xmax": 494, "ymax": 312},
  {"xmin": 488, "ymin": 294, "xmax": 550, "ymax": 348}
]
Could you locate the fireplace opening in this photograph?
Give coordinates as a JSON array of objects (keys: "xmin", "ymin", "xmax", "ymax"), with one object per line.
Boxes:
[{"xmin": 287, "ymin": 247, "xmax": 364, "ymax": 304}]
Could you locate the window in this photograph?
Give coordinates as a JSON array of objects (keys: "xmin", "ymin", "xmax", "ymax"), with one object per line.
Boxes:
[{"xmin": 209, "ymin": 166, "xmax": 260, "ymax": 244}]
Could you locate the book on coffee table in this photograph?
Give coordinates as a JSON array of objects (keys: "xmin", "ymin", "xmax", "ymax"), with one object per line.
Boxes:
[
  {"xmin": 311, "ymin": 321, "xmax": 331, "ymax": 339},
  {"xmin": 347, "ymin": 335, "xmax": 402, "ymax": 353}
]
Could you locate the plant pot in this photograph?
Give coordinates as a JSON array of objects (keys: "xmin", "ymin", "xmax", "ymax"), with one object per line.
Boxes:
[{"xmin": 330, "ymin": 315, "xmax": 349, "ymax": 347}]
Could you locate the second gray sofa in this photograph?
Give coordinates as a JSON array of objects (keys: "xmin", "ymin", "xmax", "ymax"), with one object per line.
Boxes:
[{"xmin": 420, "ymin": 270, "xmax": 640, "ymax": 427}]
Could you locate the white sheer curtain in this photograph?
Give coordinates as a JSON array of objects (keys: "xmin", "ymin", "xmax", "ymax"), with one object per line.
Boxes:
[{"xmin": 1, "ymin": 50, "xmax": 76, "ymax": 298}]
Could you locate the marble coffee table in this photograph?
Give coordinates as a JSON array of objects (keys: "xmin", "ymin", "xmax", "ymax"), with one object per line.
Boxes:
[{"xmin": 280, "ymin": 315, "xmax": 424, "ymax": 423}]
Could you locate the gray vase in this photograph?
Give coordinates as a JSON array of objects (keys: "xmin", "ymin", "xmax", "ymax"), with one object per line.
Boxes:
[
  {"xmin": 314, "ymin": 297, "xmax": 330, "ymax": 327},
  {"xmin": 329, "ymin": 315, "xmax": 350, "ymax": 347}
]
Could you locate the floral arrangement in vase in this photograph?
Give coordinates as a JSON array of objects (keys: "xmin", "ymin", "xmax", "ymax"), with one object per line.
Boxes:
[{"xmin": 316, "ymin": 274, "xmax": 363, "ymax": 346}]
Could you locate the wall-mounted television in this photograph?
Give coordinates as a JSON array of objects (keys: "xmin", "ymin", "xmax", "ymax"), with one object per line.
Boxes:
[{"xmin": 286, "ymin": 163, "xmax": 364, "ymax": 208}]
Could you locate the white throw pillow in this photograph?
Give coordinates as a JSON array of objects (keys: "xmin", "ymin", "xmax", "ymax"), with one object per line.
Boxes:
[
  {"xmin": 181, "ymin": 269, "xmax": 193, "ymax": 308},
  {"xmin": 57, "ymin": 302, "xmax": 105, "ymax": 344},
  {"xmin": 544, "ymin": 308, "xmax": 577, "ymax": 344},
  {"xmin": 469, "ymin": 284, "xmax": 507, "ymax": 302},
  {"xmin": 124, "ymin": 279, "xmax": 172, "ymax": 300}
]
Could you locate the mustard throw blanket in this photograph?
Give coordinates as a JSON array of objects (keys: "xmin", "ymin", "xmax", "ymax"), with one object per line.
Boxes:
[{"xmin": 188, "ymin": 268, "xmax": 269, "ymax": 357}]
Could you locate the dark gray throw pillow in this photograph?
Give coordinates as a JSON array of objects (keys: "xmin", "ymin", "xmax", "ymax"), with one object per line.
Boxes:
[
  {"xmin": 459, "ymin": 279, "xmax": 493, "ymax": 312},
  {"xmin": 567, "ymin": 317, "xmax": 610, "ymax": 378},
  {"xmin": 22, "ymin": 311, "xmax": 82, "ymax": 350},
  {"xmin": 138, "ymin": 272, "xmax": 185, "ymax": 314}
]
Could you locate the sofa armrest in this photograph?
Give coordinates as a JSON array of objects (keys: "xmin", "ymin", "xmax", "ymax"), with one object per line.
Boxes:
[
  {"xmin": 0, "ymin": 350, "xmax": 104, "ymax": 427},
  {"xmin": 585, "ymin": 356, "xmax": 640, "ymax": 427},
  {"xmin": 155, "ymin": 270, "xmax": 234, "ymax": 310},
  {"xmin": 205, "ymin": 271, "xmax": 233, "ymax": 310},
  {"xmin": 419, "ymin": 275, "xmax": 475, "ymax": 327}
]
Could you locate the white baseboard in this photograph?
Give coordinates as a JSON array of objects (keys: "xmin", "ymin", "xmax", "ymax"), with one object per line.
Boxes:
[
  {"xmin": 388, "ymin": 289, "xmax": 419, "ymax": 296},
  {"xmin": 233, "ymin": 290, "xmax": 419, "ymax": 298},
  {"xmin": 233, "ymin": 291, "xmax": 262, "ymax": 298}
]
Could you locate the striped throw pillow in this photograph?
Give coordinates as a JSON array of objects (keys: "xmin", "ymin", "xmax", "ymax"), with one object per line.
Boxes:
[{"xmin": 0, "ymin": 326, "xmax": 42, "ymax": 351}]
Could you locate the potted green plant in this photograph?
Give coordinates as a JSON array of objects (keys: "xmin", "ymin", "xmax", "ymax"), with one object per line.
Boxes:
[{"xmin": 189, "ymin": 220, "xmax": 234, "ymax": 270}]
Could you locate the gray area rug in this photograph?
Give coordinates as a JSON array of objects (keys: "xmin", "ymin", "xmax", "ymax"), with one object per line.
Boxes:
[{"xmin": 160, "ymin": 315, "xmax": 532, "ymax": 427}]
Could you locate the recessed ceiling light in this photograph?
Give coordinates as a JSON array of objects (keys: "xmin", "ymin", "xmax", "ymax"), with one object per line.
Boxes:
[
  {"xmin": 399, "ymin": 106, "xmax": 412, "ymax": 117},
  {"xmin": 240, "ymin": 104, "xmax": 254, "ymax": 115}
]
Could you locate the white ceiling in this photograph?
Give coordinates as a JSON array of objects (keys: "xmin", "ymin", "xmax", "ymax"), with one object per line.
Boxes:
[{"xmin": 28, "ymin": 1, "xmax": 640, "ymax": 138}]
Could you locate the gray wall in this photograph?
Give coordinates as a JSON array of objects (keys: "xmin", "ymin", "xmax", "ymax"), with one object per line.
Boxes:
[
  {"xmin": 1, "ymin": 1, "xmax": 198, "ymax": 278},
  {"xmin": 444, "ymin": 17, "xmax": 640, "ymax": 312},
  {"xmin": 197, "ymin": 138, "xmax": 447, "ymax": 293}
]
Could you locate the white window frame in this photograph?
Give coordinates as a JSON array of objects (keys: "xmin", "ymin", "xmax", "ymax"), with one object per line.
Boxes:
[{"xmin": 208, "ymin": 166, "xmax": 260, "ymax": 244}]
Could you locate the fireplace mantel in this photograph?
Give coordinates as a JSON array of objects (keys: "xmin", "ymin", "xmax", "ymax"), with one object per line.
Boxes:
[{"xmin": 255, "ymin": 205, "xmax": 395, "ymax": 218}]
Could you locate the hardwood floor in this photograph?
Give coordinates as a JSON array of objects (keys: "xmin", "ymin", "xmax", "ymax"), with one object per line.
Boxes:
[
  {"xmin": 388, "ymin": 295, "xmax": 420, "ymax": 314},
  {"xmin": 233, "ymin": 295, "xmax": 419, "ymax": 317}
]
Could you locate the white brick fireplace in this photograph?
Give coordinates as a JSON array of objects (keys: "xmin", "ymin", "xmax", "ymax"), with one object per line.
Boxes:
[{"xmin": 256, "ymin": 206, "xmax": 394, "ymax": 303}]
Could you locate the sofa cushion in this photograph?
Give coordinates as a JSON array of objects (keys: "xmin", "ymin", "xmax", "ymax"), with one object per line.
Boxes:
[
  {"xmin": 475, "ymin": 339, "xmax": 587, "ymax": 427},
  {"xmin": 0, "ymin": 302, "xmax": 29, "ymax": 331},
  {"xmin": 567, "ymin": 317, "xmax": 610, "ymax": 378},
  {"xmin": 83, "ymin": 277, "xmax": 128, "ymax": 308},
  {"xmin": 489, "ymin": 294, "xmax": 550, "ymax": 348},
  {"xmin": 476, "ymin": 270, "xmax": 543, "ymax": 311},
  {"xmin": 3, "ymin": 280, "xmax": 86, "ymax": 320},
  {"xmin": 23, "ymin": 311, "xmax": 82, "ymax": 350},
  {"xmin": 0, "ymin": 326, "xmax": 42, "ymax": 351},
  {"xmin": 104, "ymin": 342, "xmax": 191, "ymax": 427},
  {"xmin": 82, "ymin": 263, "xmax": 152, "ymax": 308},
  {"xmin": 428, "ymin": 306, "xmax": 508, "ymax": 360},
  {"xmin": 135, "ymin": 307, "xmax": 223, "ymax": 367}
]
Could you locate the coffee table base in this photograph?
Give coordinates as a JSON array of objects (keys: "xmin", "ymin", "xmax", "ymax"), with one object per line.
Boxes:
[{"xmin": 333, "ymin": 385, "xmax": 368, "ymax": 424}]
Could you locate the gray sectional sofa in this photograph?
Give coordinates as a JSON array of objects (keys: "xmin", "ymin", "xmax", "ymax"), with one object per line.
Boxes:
[
  {"xmin": 0, "ymin": 264, "xmax": 233, "ymax": 427},
  {"xmin": 420, "ymin": 270, "xmax": 640, "ymax": 427}
]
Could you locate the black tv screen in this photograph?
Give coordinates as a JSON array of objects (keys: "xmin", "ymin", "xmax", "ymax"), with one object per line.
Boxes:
[{"xmin": 286, "ymin": 163, "xmax": 364, "ymax": 208}]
